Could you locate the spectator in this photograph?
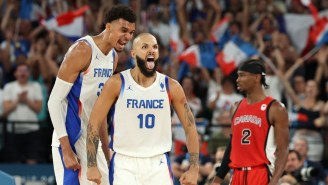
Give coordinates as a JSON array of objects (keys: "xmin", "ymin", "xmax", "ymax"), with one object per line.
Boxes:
[
  {"xmin": 172, "ymin": 74, "xmax": 203, "ymax": 124},
  {"xmin": 205, "ymin": 146, "xmax": 231, "ymax": 185},
  {"xmin": 292, "ymin": 137, "xmax": 327, "ymax": 184},
  {"xmin": 2, "ymin": 63, "xmax": 43, "ymax": 164},
  {"xmin": 207, "ymin": 109, "xmax": 231, "ymax": 154},
  {"xmin": 207, "ymin": 76, "xmax": 243, "ymax": 125},
  {"xmin": 281, "ymin": 149, "xmax": 322, "ymax": 185}
]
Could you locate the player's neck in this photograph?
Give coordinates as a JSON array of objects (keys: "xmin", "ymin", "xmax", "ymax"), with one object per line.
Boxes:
[
  {"xmin": 245, "ymin": 87, "xmax": 266, "ymax": 104},
  {"xmin": 130, "ymin": 68, "xmax": 157, "ymax": 88},
  {"xmin": 93, "ymin": 33, "xmax": 113, "ymax": 56}
]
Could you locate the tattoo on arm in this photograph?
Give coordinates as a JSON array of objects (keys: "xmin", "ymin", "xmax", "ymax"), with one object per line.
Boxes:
[
  {"xmin": 189, "ymin": 153, "xmax": 199, "ymax": 167},
  {"xmin": 87, "ymin": 124, "xmax": 100, "ymax": 167},
  {"xmin": 183, "ymin": 103, "xmax": 195, "ymax": 126}
]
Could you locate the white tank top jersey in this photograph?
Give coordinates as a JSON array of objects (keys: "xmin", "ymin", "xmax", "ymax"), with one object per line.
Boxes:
[
  {"xmin": 52, "ymin": 35, "xmax": 115, "ymax": 147},
  {"xmin": 110, "ymin": 69, "xmax": 172, "ymax": 157}
]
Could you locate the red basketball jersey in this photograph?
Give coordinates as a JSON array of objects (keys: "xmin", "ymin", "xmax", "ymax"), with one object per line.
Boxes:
[{"xmin": 229, "ymin": 96, "xmax": 276, "ymax": 170}]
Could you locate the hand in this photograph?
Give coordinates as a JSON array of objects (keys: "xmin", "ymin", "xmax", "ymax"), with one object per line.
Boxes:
[
  {"xmin": 179, "ymin": 166, "xmax": 199, "ymax": 185},
  {"xmin": 87, "ymin": 166, "xmax": 102, "ymax": 185},
  {"xmin": 18, "ymin": 91, "xmax": 28, "ymax": 104},
  {"xmin": 62, "ymin": 147, "xmax": 81, "ymax": 171},
  {"xmin": 210, "ymin": 176, "xmax": 222, "ymax": 185}
]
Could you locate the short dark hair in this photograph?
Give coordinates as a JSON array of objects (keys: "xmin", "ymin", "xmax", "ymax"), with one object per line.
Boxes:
[
  {"xmin": 104, "ymin": 5, "xmax": 136, "ymax": 24},
  {"xmin": 289, "ymin": 149, "xmax": 301, "ymax": 161}
]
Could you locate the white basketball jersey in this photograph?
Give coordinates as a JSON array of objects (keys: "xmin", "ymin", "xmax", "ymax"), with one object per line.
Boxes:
[
  {"xmin": 110, "ymin": 69, "xmax": 172, "ymax": 157},
  {"xmin": 52, "ymin": 35, "xmax": 115, "ymax": 147}
]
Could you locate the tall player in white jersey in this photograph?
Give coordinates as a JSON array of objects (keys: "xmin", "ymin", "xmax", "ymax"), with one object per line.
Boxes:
[
  {"xmin": 86, "ymin": 33, "xmax": 200, "ymax": 185},
  {"xmin": 47, "ymin": 5, "xmax": 136, "ymax": 185}
]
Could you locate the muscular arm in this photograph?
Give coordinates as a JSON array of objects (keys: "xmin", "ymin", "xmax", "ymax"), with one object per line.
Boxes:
[
  {"xmin": 87, "ymin": 75, "xmax": 121, "ymax": 168},
  {"xmin": 170, "ymin": 78, "xmax": 199, "ymax": 168},
  {"xmin": 269, "ymin": 101, "xmax": 289, "ymax": 185},
  {"xmin": 47, "ymin": 41, "xmax": 91, "ymax": 168},
  {"xmin": 170, "ymin": 78, "xmax": 199, "ymax": 184}
]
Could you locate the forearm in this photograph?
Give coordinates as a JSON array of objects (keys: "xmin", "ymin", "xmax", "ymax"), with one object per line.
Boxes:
[
  {"xmin": 270, "ymin": 148, "xmax": 288, "ymax": 184},
  {"xmin": 185, "ymin": 128, "xmax": 200, "ymax": 167},
  {"xmin": 3, "ymin": 101, "xmax": 18, "ymax": 117},
  {"xmin": 59, "ymin": 136, "xmax": 73, "ymax": 152},
  {"xmin": 87, "ymin": 120, "xmax": 100, "ymax": 168},
  {"xmin": 99, "ymin": 121, "xmax": 110, "ymax": 164},
  {"xmin": 48, "ymin": 77, "xmax": 73, "ymax": 138}
]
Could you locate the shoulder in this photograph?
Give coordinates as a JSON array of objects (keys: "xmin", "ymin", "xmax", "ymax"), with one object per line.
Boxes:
[
  {"xmin": 268, "ymin": 100, "xmax": 288, "ymax": 125},
  {"xmin": 269, "ymin": 101, "xmax": 287, "ymax": 113},
  {"xmin": 59, "ymin": 41, "xmax": 92, "ymax": 72},
  {"xmin": 66, "ymin": 41, "xmax": 92, "ymax": 58},
  {"xmin": 3, "ymin": 81, "xmax": 16, "ymax": 90},
  {"xmin": 105, "ymin": 73, "xmax": 122, "ymax": 87},
  {"xmin": 167, "ymin": 77, "xmax": 181, "ymax": 91}
]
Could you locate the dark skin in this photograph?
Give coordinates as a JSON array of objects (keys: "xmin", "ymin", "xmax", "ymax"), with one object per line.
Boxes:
[{"xmin": 211, "ymin": 71, "xmax": 289, "ymax": 185}]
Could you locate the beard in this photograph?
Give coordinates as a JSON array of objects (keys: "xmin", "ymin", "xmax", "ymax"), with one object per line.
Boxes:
[{"xmin": 136, "ymin": 55, "xmax": 158, "ymax": 77}]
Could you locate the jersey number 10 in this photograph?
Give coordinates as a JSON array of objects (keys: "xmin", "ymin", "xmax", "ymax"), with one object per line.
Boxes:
[{"xmin": 138, "ymin": 114, "xmax": 155, "ymax": 129}]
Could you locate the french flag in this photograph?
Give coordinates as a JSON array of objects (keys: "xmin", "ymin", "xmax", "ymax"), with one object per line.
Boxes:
[
  {"xmin": 216, "ymin": 35, "xmax": 258, "ymax": 76},
  {"xmin": 42, "ymin": 6, "xmax": 89, "ymax": 41},
  {"xmin": 211, "ymin": 17, "xmax": 230, "ymax": 43},
  {"xmin": 178, "ymin": 45, "xmax": 201, "ymax": 67},
  {"xmin": 284, "ymin": 1, "xmax": 328, "ymax": 55},
  {"xmin": 178, "ymin": 43, "xmax": 217, "ymax": 70},
  {"xmin": 302, "ymin": 16, "xmax": 328, "ymax": 55}
]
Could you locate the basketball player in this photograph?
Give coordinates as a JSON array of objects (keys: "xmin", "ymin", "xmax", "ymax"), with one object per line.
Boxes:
[
  {"xmin": 47, "ymin": 5, "xmax": 136, "ymax": 185},
  {"xmin": 211, "ymin": 59, "xmax": 289, "ymax": 185},
  {"xmin": 86, "ymin": 33, "xmax": 199, "ymax": 185}
]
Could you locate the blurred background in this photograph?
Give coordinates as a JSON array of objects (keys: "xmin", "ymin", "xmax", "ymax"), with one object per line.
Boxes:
[{"xmin": 0, "ymin": 0, "xmax": 327, "ymax": 184}]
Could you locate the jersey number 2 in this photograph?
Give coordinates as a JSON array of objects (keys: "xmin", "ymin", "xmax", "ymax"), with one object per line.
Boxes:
[
  {"xmin": 138, "ymin": 114, "xmax": 155, "ymax": 129},
  {"xmin": 241, "ymin": 129, "xmax": 251, "ymax": 144}
]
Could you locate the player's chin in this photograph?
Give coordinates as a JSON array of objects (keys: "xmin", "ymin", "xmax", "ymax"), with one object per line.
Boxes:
[
  {"xmin": 114, "ymin": 47, "xmax": 124, "ymax": 52},
  {"xmin": 114, "ymin": 44, "xmax": 125, "ymax": 52}
]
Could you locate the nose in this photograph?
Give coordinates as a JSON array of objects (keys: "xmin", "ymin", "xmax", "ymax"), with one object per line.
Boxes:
[
  {"xmin": 236, "ymin": 77, "xmax": 240, "ymax": 83},
  {"xmin": 124, "ymin": 32, "xmax": 133, "ymax": 41}
]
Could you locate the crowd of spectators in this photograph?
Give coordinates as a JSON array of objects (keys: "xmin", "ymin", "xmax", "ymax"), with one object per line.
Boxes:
[{"xmin": 0, "ymin": 0, "xmax": 327, "ymax": 184}]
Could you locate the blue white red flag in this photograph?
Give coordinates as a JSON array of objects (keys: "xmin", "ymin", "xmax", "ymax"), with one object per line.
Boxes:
[
  {"xmin": 216, "ymin": 36, "xmax": 258, "ymax": 76},
  {"xmin": 41, "ymin": 6, "xmax": 89, "ymax": 41}
]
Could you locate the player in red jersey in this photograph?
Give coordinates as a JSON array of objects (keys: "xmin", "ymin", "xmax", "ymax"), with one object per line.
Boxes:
[{"xmin": 211, "ymin": 59, "xmax": 289, "ymax": 185}]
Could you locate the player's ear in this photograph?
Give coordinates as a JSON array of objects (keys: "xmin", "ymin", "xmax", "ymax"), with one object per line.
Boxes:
[
  {"xmin": 105, "ymin": 23, "xmax": 111, "ymax": 31},
  {"xmin": 131, "ymin": 49, "xmax": 136, "ymax": 58}
]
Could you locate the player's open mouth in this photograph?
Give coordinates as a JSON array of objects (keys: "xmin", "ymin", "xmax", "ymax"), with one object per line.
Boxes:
[
  {"xmin": 118, "ymin": 40, "xmax": 126, "ymax": 47},
  {"xmin": 146, "ymin": 56, "xmax": 155, "ymax": 69}
]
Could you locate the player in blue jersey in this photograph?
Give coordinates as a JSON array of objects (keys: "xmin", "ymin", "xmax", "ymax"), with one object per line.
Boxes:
[
  {"xmin": 47, "ymin": 5, "xmax": 136, "ymax": 185},
  {"xmin": 86, "ymin": 33, "xmax": 199, "ymax": 185}
]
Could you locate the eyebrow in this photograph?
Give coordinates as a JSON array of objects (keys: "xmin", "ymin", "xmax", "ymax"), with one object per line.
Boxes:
[{"xmin": 141, "ymin": 43, "xmax": 158, "ymax": 47}]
